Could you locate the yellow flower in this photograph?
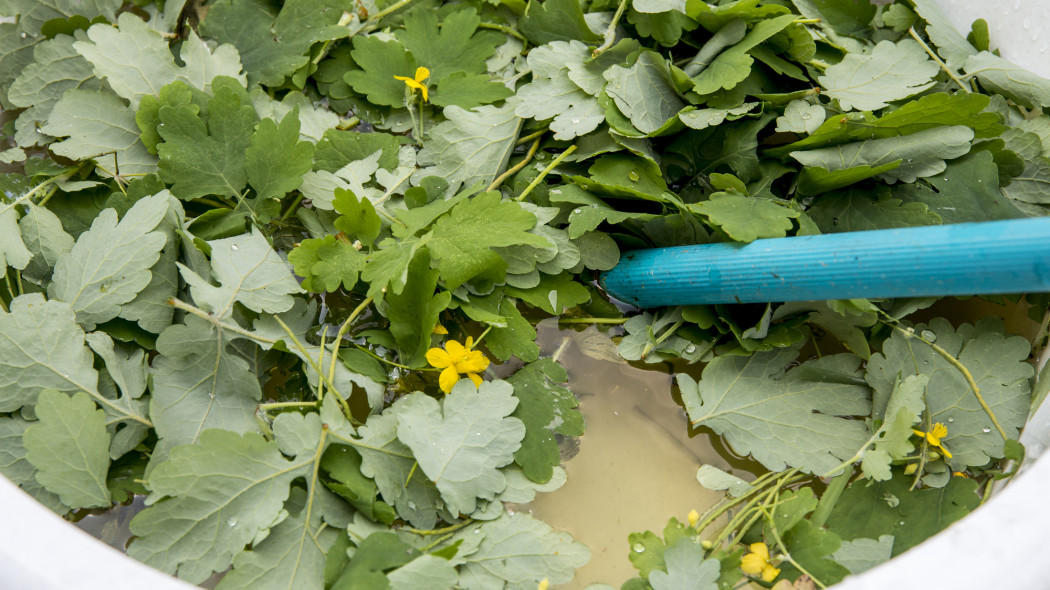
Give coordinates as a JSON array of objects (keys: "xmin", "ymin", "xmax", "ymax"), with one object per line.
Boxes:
[
  {"xmin": 913, "ymin": 422, "xmax": 952, "ymax": 459},
  {"xmin": 537, "ymin": 579, "xmax": 550, "ymax": 590},
  {"xmin": 687, "ymin": 509, "xmax": 700, "ymax": 528},
  {"xmin": 394, "ymin": 66, "xmax": 430, "ymax": 102},
  {"xmin": 426, "ymin": 336, "xmax": 489, "ymax": 393},
  {"xmin": 741, "ymin": 542, "xmax": 780, "ymax": 583},
  {"xmin": 432, "ymin": 323, "xmax": 448, "ymax": 335}
]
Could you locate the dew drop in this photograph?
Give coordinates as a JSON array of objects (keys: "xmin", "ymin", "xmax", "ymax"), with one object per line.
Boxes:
[
  {"xmin": 898, "ymin": 520, "xmax": 906, "ymax": 526},
  {"xmin": 407, "ymin": 501, "xmax": 416, "ymax": 510},
  {"xmin": 227, "ymin": 517, "xmax": 237, "ymax": 527},
  {"xmin": 473, "ymin": 528, "xmax": 481, "ymax": 534},
  {"xmin": 943, "ymin": 177, "xmax": 949, "ymax": 182},
  {"xmin": 802, "ymin": 113, "xmax": 811, "ymax": 120},
  {"xmin": 628, "ymin": 171, "xmax": 640, "ymax": 182},
  {"xmin": 983, "ymin": 427, "xmax": 992, "ymax": 433},
  {"xmin": 20, "ymin": 32, "xmax": 27, "ymax": 39},
  {"xmin": 920, "ymin": 329, "xmax": 936, "ymax": 342},
  {"xmin": 685, "ymin": 344, "xmax": 696, "ymax": 353},
  {"xmin": 947, "ymin": 417, "xmax": 955, "ymax": 423},
  {"xmin": 571, "ymin": 118, "xmax": 580, "ymax": 124},
  {"xmin": 231, "ymin": 244, "xmax": 239, "ymax": 251},
  {"xmin": 209, "ymin": 392, "xmax": 215, "ymax": 399},
  {"xmin": 573, "ymin": 208, "xmax": 582, "ymax": 214},
  {"xmin": 977, "ymin": 179, "xmax": 982, "ymax": 183},
  {"xmin": 632, "ymin": 543, "xmax": 646, "ymax": 553},
  {"xmin": 921, "ymin": 360, "xmax": 929, "ymax": 365}
]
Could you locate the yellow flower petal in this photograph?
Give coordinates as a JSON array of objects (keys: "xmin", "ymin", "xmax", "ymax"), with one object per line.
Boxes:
[
  {"xmin": 687, "ymin": 509, "xmax": 700, "ymax": 528},
  {"xmin": 467, "ymin": 372, "xmax": 483, "ymax": 387},
  {"xmin": 748, "ymin": 542, "xmax": 770, "ymax": 561},
  {"xmin": 740, "ymin": 553, "xmax": 766, "ymax": 576},
  {"xmin": 426, "ymin": 347, "xmax": 453, "ymax": 369},
  {"xmin": 439, "ymin": 366, "xmax": 459, "ymax": 394},
  {"xmin": 458, "ymin": 350, "xmax": 490, "ymax": 374},
  {"xmin": 761, "ymin": 564, "xmax": 781, "ymax": 583},
  {"xmin": 537, "ymin": 579, "xmax": 549, "ymax": 590},
  {"xmin": 444, "ymin": 339, "xmax": 467, "ymax": 359},
  {"xmin": 413, "ymin": 66, "xmax": 430, "ymax": 82},
  {"xmin": 419, "ymin": 85, "xmax": 428, "ymax": 102},
  {"xmin": 432, "ymin": 324, "xmax": 448, "ymax": 335},
  {"xmin": 938, "ymin": 445, "xmax": 952, "ymax": 459},
  {"xmin": 464, "ymin": 336, "xmax": 475, "ymax": 349}
]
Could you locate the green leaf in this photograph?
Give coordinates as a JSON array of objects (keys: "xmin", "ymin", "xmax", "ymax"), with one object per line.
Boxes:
[
  {"xmin": 769, "ymin": 93, "xmax": 1003, "ymax": 157},
  {"xmin": 149, "ymin": 316, "xmax": 261, "ymax": 453},
  {"xmin": 865, "ymin": 317, "xmax": 1032, "ymax": 468},
  {"xmin": 894, "ymin": 151, "xmax": 1023, "ymax": 223},
  {"xmin": 157, "ymin": 81, "xmax": 257, "ymax": 200},
  {"xmin": 332, "ymin": 532, "xmax": 418, "ymax": 590},
  {"xmin": 8, "ymin": 33, "xmax": 102, "ymax": 138},
  {"xmin": 781, "ymin": 520, "xmax": 848, "ymax": 585},
  {"xmin": 519, "ymin": 0, "xmax": 602, "ymax": 46},
  {"xmin": 796, "ymin": 162, "xmax": 903, "ymax": 195},
  {"xmin": 678, "ymin": 102, "xmax": 758, "ymax": 131},
  {"xmin": 775, "ymin": 99, "xmax": 825, "ymax": 134},
  {"xmin": 514, "ymin": 41, "xmax": 604, "ymax": 140},
  {"xmin": 965, "ymin": 51, "xmax": 1050, "ymax": 109},
  {"xmin": 396, "ymin": 381, "xmax": 525, "ymax": 516},
  {"xmin": 315, "ymin": 129, "xmax": 401, "ymax": 172},
  {"xmin": 457, "ymin": 512, "xmax": 590, "ymax": 589},
  {"xmin": 48, "ymin": 191, "xmax": 169, "ymax": 329},
  {"xmin": 910, "ymin": 0, "xmax": 976, "ymax": 70},
  {"xmin": 387, "ymin": 554, "xmax": 458, "ymax": 590},
  {"xmin": 0, "ymin": 415, "xmax": 65, "ymax": 512},
  {"xmin": 695, "ymin": 465, "xmax": 750, "ymax": 497},
  {"xmin": 819, "ymin": 39, "xmax": 939, "ymax": 111},
  {"xmin": 128, "ymin": 430, "xmax": 308, "ymax": 583},
  {"xmin": 679, "ymin": 349, "xmax": 872, "ymax": 475},
  {"xmin": 344, "ymin": 37, "xmax": 417, "ymax": 108},
  {"xmin": 830, "ymin": 535, "xmax": 894, "ymax": 575},
  {"xmin": 199, "ymin": 0, "xmax": 347, "ymax": 87},
  {"xmin": 806, "ymin": 188, "xmax": 941, "ymax": 233},
  {"xmin": 0, "ymin": 294, "xmax": 98, "ymax": 412},
  {"xmin": 691, "ymin": 14, "xmax": 797, "ymax": 95},
  {"xmin": 178, "ymin": 228, "xmax": 304, "ymax": 318},
  {"xmin": 39, "ymin": 89, "xmax": 158, "ymax": 176},
  {"xmin": 649, "ymin": 540, "xmax": 720, "ymax": 590},
  {"xmin": 395, "ymin": 7, "xmax": 503, "ymax": 83},
  {"xmin": 24, "ymin": 390, "xmax": 111, "ymax": 509},
  {"xmin": 690, "ymin": 193, "xmax": 800, "ymax": 242},
  {"xmin": 289, "ymin": 235, "xmax": 367, "ymax": 293},
  {"xmin": 604, "ymin": 50, "xmax": 686, "ymax": 135},
  {"xmin": 75, "ymin": 13, "xmax": 245, "ymax": 108},
  {"xmin": 790, "ymin": 125, "xmax": 975, "ymax": 184},
  {"xmin": 426, "ymin": 191, "xmax": 552, "ymax": 289},
  {"xmin": 333, "ymin": 188, "xmax": 382, "ymax": 244},
  {"xmin": 217, "ymin": 511, "xmax": 339, "ymax": 590},
  {"xmin": 825, "ymin": 469, "xmax": 980, "ymax": 556},
  {"xmin": 810, "ymin": 0, "xmax": 875, "ymax": 36},
  {"xmin": 859, "ymin": 374, "xmax": 927, "ymax": 481},
  {"xmin": 380, "ymin": 251, "xmax": 451, "ymax": 368},
  {"xmin": 431, "ymin": 72, "xmax": 513, "ymax": 110},
  {"xmin": 507, "ymin": 360, "xmax": 584, "ymax": 483},
  {"xmin": 414, "ymin": 104, "xmax": 522, "ymax": 196},
  {"xmin": 475, "ymin": 295, "xmax": 540, "ymax": 363},
  {"xmin": 321, "ymin": 444, "xmax": 395, "ymax": 524},
  {"xmin": 245, "ymin": 107, "xmax": 315, "ymax": 201},
  {"xmin": 355, "ymin": 397, "xmax": 445, "ymax": 529},
  {"xmin": 0, "ymin": 205, "xmax": 31, "ymax": 271}
]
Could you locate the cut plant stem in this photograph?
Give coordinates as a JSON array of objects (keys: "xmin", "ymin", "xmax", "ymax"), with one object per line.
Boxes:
[
  {"xmin": 487, "ymin": 137, "xmax": 541, "ymax": 191},
  {"xmin": 516, "ymin": 144, "xmax": 577, "ymax": 202},
  {"xmin": 592, "ymin": 0, "xmax": 628, "ymax": 57},
  {"xmin": 908, "ymin": 27, "xmax": 971, "ymax": 93}
]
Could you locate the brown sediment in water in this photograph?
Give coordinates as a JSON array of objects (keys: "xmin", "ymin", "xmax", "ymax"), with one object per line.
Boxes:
[{"xmin": 522, "ymin": 325, "xmax": 735, "ymax": 589}]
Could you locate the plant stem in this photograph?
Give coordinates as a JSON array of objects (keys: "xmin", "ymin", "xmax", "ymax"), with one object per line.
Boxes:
[
  {"xmin": 0, "ymin": 168, "xmax": 77, "ymax": 217},
  {"xmin": 487, "ymin": 137, "xmax": 541, "ymax": 192},
  {"xmin": 516, "ymin": 144, "xmax": 577, "ymax": 202},
  {"xmin": 327, "ymin": 296, "xmax": 375, "ymax": 419},
  {"xmin": 353, "ymin": 343, "xmax": 414, "ymax": 369},
  {"xmin": 259, "ymin": 401, "xmax": 319, "ymax": 411},
  {"xmin": 478, "ymin": 21, "xmax": 527, "ymax": 42},
  {"xmin": 810, "ymin": 468, "xmax": 851, "ymax": 528},
  {"xmin": 765, "ymin": 503, "xmax": 827, "ymax": 589},
  {"xmin": 592, "ymin": 0, "xmax": 628, "ymax": 57},
  {"xmin": 168, "ymin": 298, "xmax": 279, "ymax": 344},
  {"xmin": 908, "ymin": 27, "xmax": 971, "ymax": 93},
  {"xmin": 641, "ymin": 319, "xmax": 684, "ymax": 360},
  {"xmin": 515, "ymin": 128, "xmax": 548, "ymax": 145},
  {"xmin": 279, "ymin": 193, "xmax": 304, "ymax": 222}
]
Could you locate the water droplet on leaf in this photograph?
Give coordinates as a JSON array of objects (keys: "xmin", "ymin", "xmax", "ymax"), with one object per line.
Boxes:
[
  {"xmin": 920, "ymin": 330, "xmax": 936, "ymax": 342},
  {"xmin": 632, "ymin": 543, "xmax": 645, "ymax": 553},
  {"xmin": 983, "ymin": 428, "xmax": 991, "ymax": 433},
  {"xmin": 227, "ymin": 517, "xmax": 237, "ymax": 527},
  {"xmin": 231, "ymin": 244, "xmax": 239, "ymax": 251},
  {"xmin": 628, "ymin": 171, "xmax": 640, "ymax": 182},
  {"xmin": 947, "ymin": 417, "xmax": 955, "ymax": 423}
]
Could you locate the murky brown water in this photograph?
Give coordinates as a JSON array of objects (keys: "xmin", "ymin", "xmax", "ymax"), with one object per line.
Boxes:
[{"xmin": 524, "ymin": 323, "xmax": 733, "ymax": 589}]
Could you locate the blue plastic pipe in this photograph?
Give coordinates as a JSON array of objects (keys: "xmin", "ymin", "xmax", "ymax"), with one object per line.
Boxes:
[{"xmin": 599, "ymin": 218, "xmax": 1050, "ymax": 307}]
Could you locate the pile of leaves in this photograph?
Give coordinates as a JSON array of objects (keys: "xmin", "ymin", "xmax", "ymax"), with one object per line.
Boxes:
[{"xmin": 1, "ymin": 0, "xmax": 1049, "ymax": 587}]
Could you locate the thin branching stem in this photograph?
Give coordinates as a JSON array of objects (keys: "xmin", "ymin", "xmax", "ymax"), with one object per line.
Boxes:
[{"xmin": 516, "ymin": 145, "xmax": 577, "ymax": 202}]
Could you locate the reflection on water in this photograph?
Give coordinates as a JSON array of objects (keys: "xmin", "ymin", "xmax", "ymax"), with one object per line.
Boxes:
[{"xmin": 524, "ymin": 323, "xmax": 735, "ymax": 589}]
